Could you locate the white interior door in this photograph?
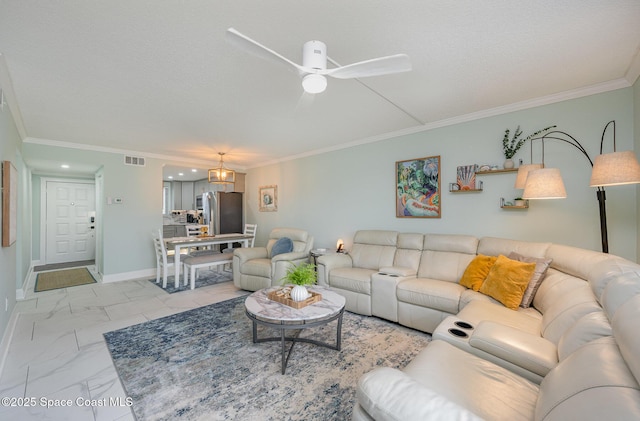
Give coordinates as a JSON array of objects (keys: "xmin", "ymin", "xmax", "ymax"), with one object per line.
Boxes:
[{"xmin": 45, "ymin": 181, "xmax": 96, "ymax": 264}]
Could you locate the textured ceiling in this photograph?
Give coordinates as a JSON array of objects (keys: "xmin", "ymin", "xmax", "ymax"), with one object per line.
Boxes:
[{"xmin": 1, "ymin": 1, "xmax": 639, "ymax": 177}]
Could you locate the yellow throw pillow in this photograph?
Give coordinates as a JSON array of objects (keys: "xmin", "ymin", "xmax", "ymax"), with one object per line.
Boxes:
[
  {"xmin": 459, "ymin": 254, "xmax": 498, "ymax": 291},
  {"xmin": 479, "ymin": 255, "xmax": 536, "ymax": 310}
]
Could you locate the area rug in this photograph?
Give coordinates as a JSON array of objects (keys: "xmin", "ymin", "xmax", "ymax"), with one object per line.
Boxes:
[
  {"xmin": 104, "ymin": 296, "xmax": 431, "ymax": 420},
  {"xmin": 148, "ymin": 270, "xmax": 232, "ymax": 293},
  {"xmin": 34, "ymin": 267, "xmax": 97, "ymax": 292}
]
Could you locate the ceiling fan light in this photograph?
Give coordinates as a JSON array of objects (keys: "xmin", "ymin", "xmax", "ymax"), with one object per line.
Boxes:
[{"xmin": 302, "ymin": 74, "xmax": 327, "ymax": 94}]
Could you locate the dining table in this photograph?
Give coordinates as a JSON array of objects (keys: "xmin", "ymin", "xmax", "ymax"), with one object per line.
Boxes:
[{"xmin": 165, "ymin": 233, "xmax": 254, "ymax": 288}]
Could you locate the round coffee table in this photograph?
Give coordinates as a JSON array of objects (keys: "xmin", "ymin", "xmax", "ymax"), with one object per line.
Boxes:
[{"xmin": 244, "ymin": 286, "xmax": 346, "ymax": 374}]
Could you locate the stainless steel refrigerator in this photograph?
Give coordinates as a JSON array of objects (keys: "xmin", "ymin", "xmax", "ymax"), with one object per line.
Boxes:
[{"xmin": 202, "ymin": 191, "xmax": 243, "ymax": 235}]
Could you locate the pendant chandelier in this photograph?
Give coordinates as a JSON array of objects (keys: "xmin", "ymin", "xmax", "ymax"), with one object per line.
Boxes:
[{"xmin": 208, "ymin": 152, "xmax": 236, "ymax": 184}]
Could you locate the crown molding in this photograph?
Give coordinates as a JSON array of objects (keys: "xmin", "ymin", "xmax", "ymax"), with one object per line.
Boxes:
[
  {"xmin": 625, "ymin": 47, "xmax": 640, "ymax": 85},
  {"xmin": 252, "ymin": 79, "xmax": 631, "ymax": 169},
  {"xmin": 22, "ymin": 137, "xmax": 247, "ymax": 171}
]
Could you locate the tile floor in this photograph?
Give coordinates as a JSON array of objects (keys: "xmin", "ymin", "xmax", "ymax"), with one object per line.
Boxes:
[{"xmin": 0, "ymin": 265, "xmax": 248, "ymax": 420}]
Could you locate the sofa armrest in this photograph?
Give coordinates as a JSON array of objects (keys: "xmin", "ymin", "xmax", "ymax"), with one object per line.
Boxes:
[
  {"xmin": 379, "ymin": 266, "xmax": 417, "ymax": 277},
  {"xmin": 233, "ymin": 247, "xmax": 268, "ymax": 265},
  {"xmin": 316, "ymin": 253, "xmax": 354, "ymax": 286},
  {"xmin": 357, "ymin": 367, "xmax": 483, "ymax": 421},
  {"xmin": 271, "ymin": 251, "xmax": 310, "ymax": 263},
  {"xmin": 469, "ymin": 321, "xmax": 558, "ymax": 377},
  {"xmin": 271, "ymin": 254, "xmax": 312, "ymax": 286}
]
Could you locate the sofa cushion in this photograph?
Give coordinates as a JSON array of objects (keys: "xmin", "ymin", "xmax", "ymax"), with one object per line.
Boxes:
[
  {"xmin": 403, "ymin": 340, "xmax": 539, "ymax": 421},
  {"xmin": 535, "ymin": 336, "xmax": 640, "ymax": 421},
  {"xmin": 393, "ymin": 233, "xmax": 424, "ymax": 272},
  {"xmin": 556, "ymin": 312, "xmax": 612, "ymax": 361},
  {"xmin": 397, "ymin": 278, "xmax": 464, "ymax": 314},
  {"xmin": 417, "ymin": 234, "xmax": 478, "ymax": 282},
  {"xmin": 329, "ymin": 267, "xmax": 375, "ymax": 295},
  {"xmin": 532, "ymin": 269, "xmax": 585, "ymax": 314},
  {"xmin": 508, "ymin": 252, "xmax": 552, "ymax": 308},
  {"xmin": 459, "ymin": 254, "xmax": 497, "ymax": 291},
  {"xmin": 270, "ymin": 237, "xmax": 293, "ymax": 257},
  {"xmin": 479, "ymin": 255, "xmax": 536, "ymax": 310},
  {"xmin": 541, "ymin": 282, "xmax": 600, "ymax": 344},
  {"xmin": 266, "ymin": 228, "xmax": 311, "ymax": 255},
  {"xmin": 241, "ymin": 258, "xmax": 272, "ymax": 278},
  {"xmin": 356, "ymin": 367, "xmax": 484, "ymax": 421},
  {"xmin": 478, "ymin": 237, "xmax": 550, "ymax": 259}
]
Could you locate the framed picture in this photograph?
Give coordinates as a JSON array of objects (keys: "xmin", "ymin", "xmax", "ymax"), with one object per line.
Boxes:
[
  {"xmin": 456, "ymin": 164, "xmax": 477, "ymax": 190},
  {"xmin": 2, "ymin": 160, "xmax": 18, "ymax": 247},
  {"xmin": 259, "ymin": 185, "xmax": 278, "ymax": 212},
  {"xmin": 396, "ymin": 155, "xmax": 441, "ymax": 218}
]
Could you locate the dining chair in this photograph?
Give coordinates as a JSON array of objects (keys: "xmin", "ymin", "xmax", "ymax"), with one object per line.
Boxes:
[
  {"xmin": 152, "ymin": 229, "xmax": 175, "ymax": 288},
  {"xmin": 185, "ymin": 224, "xmax": 204, "ymax": 254},
  {"xmin": 221, "ymin": 223, "xmax": 257, "ymax": 270}
]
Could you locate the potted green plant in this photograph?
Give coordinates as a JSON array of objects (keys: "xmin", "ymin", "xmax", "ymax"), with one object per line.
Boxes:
[
  {"xmin": 281, "ymin": 262, "xmax": 317, "ymax": 301},
  {"xmin": 502, "ymin": 125, "xmax": 556, "ymax": 168},
  {"xmin": 514, "ymin": 197, "xmax": 526, "ymax": 207}
]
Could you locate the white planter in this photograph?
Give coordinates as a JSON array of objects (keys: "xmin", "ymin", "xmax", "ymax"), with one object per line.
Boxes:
[{"xmin": 290, "ymin": 285, "xmax": 310, "ymax": 302}]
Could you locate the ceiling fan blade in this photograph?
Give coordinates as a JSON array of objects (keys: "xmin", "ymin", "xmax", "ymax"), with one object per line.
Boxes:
[
  {"xmin": 326, "ymin": 54, "xmax": 411, "ymax": 79},
  {"xmin": 226, "ymin": 28, "xmax": 306, "ymax": 76}
]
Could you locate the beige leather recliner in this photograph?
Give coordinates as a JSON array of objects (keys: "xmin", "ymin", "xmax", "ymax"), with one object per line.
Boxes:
[{"xmin": 232, "ymin": 227, "xmax": 314, "ymax": 291}]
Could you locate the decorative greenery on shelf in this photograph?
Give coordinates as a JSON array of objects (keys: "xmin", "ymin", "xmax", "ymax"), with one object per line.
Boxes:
[
  {"xmin": 502, "ymin": 125, "xmax": 556, "ymax": 159},
  {"xmin": 281, "ymin": 262, "xmax": 317, "ymax": 286}
]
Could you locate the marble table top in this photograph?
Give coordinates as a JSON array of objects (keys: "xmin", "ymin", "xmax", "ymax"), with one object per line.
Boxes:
[{"xmin": 245, "ymin": 286, "xmax": 345, "ymax": 323}]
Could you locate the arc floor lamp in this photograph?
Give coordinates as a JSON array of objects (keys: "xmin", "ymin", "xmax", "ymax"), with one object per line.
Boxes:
[{"xmin": 519, "ymin": 120, "xmax": 640, "ymax": 253}]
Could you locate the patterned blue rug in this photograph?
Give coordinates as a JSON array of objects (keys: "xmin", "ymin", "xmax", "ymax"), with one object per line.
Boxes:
[
  {"xmin": 148, "ymin": 269, "xmax": 232, "ymax": 293},
  {"xmin": 104, "ymin": 296, "xmax": 431, "ymax": 420}
]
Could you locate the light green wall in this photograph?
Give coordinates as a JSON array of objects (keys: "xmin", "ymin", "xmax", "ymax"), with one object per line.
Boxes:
[
  {"xmin": 22, "ymin": 143, "xmax": 165, "ymax": 277},
  {"xmin": 634, "ymin": 77, "xmax": 640, "ymax": 261},
  {"xmin": 247, "ymin": 88, "xmax": 638, "ymax": 261},
  {"xmin": 0, "ymin": 102, "xmax": 29, "ymax": 342}
]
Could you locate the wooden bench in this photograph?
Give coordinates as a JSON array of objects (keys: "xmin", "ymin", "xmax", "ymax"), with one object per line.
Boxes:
[{"xmin": 182, "ymin": 252, "xmax": 233, "ymax": 289}]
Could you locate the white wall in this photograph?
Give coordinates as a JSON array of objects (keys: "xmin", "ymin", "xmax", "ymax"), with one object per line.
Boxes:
[{"xmin": 247, "ymin": 88, "xmax": 638, "ymax": 261}]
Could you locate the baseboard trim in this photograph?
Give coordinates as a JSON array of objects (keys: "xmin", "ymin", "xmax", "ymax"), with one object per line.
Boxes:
[
  {"xmin": 0, "ymin": 306, "xmax": 20, "ymax": 380},
  {"xmin": 16, "ymin": 265, "xmax": 33, "ymax": 301}
]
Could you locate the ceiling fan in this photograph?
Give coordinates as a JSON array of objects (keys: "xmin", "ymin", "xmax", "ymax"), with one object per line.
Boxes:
[{"xmin": 226, "ymin": 27, "xmax": 412, "ymax": 94}]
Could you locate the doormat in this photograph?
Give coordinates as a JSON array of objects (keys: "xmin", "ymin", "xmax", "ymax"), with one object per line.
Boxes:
[{"xmin": 34, "ymin": 267, "xmax": 97, "ymax": 292}]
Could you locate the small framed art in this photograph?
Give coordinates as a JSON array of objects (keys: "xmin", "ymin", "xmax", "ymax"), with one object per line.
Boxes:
[
  {"xmin": 2, "ymin": 160, "xmax": 18, "ymax": 247},
  {"xmin": 259, "ymin": 185, "xmax": 278, "ymax": 212}
]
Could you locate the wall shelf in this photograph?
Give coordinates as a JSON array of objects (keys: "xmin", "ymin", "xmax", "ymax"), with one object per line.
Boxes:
[
  {"xmin": 450, "ymin": 189, "xmax": 483, "ymax": 193},
  {"xmin": 449, "ymin": 181, "xmax": 483, "ymax": 193},
  {"xmin": 476, "ymin": 168, "xmax": 518, "ymax": 175},
  {"xmin": 500, "ymin": 197, "xmax": 529, "ymax": 209}
]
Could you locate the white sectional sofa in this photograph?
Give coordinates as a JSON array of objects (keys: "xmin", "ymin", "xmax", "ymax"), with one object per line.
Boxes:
[{"xmin": 315, "ymin": 230, "xmax": 640, "ymax": 420}]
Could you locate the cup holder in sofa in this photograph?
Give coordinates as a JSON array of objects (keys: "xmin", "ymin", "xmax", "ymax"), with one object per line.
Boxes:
[
  {"xmin": 454, "ymin": 321, "xmax": 474, "ymax": 330},
  {"xmin": 448, "ymin": 328, "xmax": 469, "ymax": 338}
]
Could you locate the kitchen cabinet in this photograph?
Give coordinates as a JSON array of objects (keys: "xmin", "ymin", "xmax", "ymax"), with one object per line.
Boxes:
[
  {"xmin": 181, "ymin": 181, "xmax": 194, "ymax": 210},
  {"xmin": 170, "ymin": 175, "xmax": 246, "ymax": 211},
  {"xmin": 194, "ymin": 179, "xmax": 209, "ymax": 196},
  {"xmin": 172, "ymin": 181, "xmax": 182, "ymax": 209}
]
